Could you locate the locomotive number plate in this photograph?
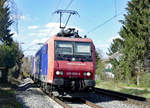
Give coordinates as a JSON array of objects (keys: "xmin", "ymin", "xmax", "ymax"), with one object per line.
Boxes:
[{"xmin": 66, "ymin": 72, "xmax": 80, "ymax": 75}]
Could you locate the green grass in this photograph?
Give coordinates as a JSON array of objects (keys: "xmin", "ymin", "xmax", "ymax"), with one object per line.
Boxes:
[
  {"xmin": 119, "ymin": 88, "xmax": 149, "ymax": 96},
  {"xmin": 0, "ymin": 89, "xmax": 15, "ymax": 97},
  {"xmin": 96, "ymin": 80, "xmax": 150, "ymax": 98},
  {"xmin": 96, "ymin": 80, "xmax": 120, "ymax": 91},
  {"xmin": 0, "ymin": 100, "xmax": 22, "ymax": 108},
  {"xmin": 0, "ymin": 84, "xmax": 22, "ymax": 108}
]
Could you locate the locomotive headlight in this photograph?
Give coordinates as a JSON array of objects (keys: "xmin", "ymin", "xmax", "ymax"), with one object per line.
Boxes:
[
  {"xmin": 87, "ymin": 72, "xmax": 91, "ymax": 76},
  {"xmin": 83, "ymin": 72, "xmax": 87, "ymax": 76},
  {"xmin": 60, "ymin": 71, "xmax": 64, "ymax": 75},
  {"xmin": 83, "ymin": 72, "xmax": 91, "ymax": 76},
  {"xmin": 56, "ymin": 71, "xmax": 64, "ymax": 75},
  {"xmin": 56, "ymin": 71, "xmax": 60, "ymax": 75}
]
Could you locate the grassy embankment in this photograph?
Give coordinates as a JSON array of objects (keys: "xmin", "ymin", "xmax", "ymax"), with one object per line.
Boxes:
[
  {"xmin": 96, "ymin": 80, "xmax": 150, "ymax": 98},
  {"xmin": 0, "ymin": 79, "xmax": 22, "ymax": 108}
]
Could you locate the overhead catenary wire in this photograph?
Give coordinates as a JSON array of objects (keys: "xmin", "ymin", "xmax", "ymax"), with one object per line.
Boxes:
[
  {"xmin": 49, "ymin": 0, "xmax": 63, "ymax": 22},
  {"xmin": 65, "ymin": 0, "xmax": 75, "ymax": 10},
  {"xmin": 55, "ymin": 0, "xmax": 63, "ymax": 9},
  {"xmin": 46, "ymin": 0, "xmax": 64, "ymax": 38},
  {"xmin": 56, "ymin": 0, "xmax": 75, "ymax": 30},
  {"xmin": 86, "ymin": 0, "xmax": 123, "ymax": 35},
  {"xmin": 87, "ymin": 11, "xmax": 125, "ymax": 35},
  {"xmin": 48, "ymin": 0, "xmax": 76, "ymax": 34}
]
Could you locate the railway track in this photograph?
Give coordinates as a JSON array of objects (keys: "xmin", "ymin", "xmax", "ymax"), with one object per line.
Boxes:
[
  {"xmin": 40, "ymin": 88, "xmax": 102, "ymax": 108},
  {"xmin": 50, "ymin": 95, "xmax": 102, "ymax": 108},
  {"xmin": 94, "ymin": 88, "xmax": 150, "ymax": 108},
  {"xmin": 40, "ymin": 86, "xmax": 150, "ymax": 108},
  {"xmin": 20, "ymin": 78, "xmax": 150, "ymax": 108},
  {"xmin": 35, "ymin": 79, "xmax": 149, "ymax": 108},
  {"xmin": 41, "ymin": 87, "xmax": 150, "ymax": 108},
  {"xmin": 59, "ymin": 97, "xmax": 102, "ymax": 108}
]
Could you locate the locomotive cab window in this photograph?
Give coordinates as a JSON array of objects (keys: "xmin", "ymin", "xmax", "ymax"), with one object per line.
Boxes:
[
  {"xmin": 74, "ymin": 42, "xmax": 91, "ymax": 56},
  {"xmin": 55, "ymin": 41, "xmax": 73, "ymax": 55}
]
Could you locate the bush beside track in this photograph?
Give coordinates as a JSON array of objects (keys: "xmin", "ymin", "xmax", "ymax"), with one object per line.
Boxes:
[{"xmin": 0, "ymin": 83, "xmax": 22, "ymax": 108}]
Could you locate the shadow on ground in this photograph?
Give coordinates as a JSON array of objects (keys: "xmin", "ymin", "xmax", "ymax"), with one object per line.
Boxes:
[{"xmin": 17, "ymin": 82, "xmax": 37, "ymax": 91}]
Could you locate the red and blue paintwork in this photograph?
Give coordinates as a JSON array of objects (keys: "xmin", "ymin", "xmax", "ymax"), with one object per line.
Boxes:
[{"xmin": 32, "ymin": 36, "xmax": 96, "ymax": 90}]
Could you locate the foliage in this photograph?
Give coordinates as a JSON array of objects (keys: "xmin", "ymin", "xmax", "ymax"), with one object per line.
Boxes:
[
  {"xmin": 0, "ymin": 0, "xmax": 13, "ymax": 45},
  {"xmin": 96, "ymin": 80, "xmax": 120, "ymax": 91},
  {"xmin": 0, "ymin": 0, "xmax": 23, "ymax": 82},
  {"xmin": 9, "ymin": 42, "xmax": 23, "ymax": 79},
  {"xmin": 95, "ymin": 49, "xmax": 102, "ymax": 68},
  {"xmin": 120, "ymin": 88, "xmax": 149, "ymax": 97},
  {"xmin": 0, "ymin": 42, "xmax": 23, "ymax": 67},
  {"xmin": 96, "ymin": 79, "xmax": 150, "ymax": 98},
  {"xmin": 0, "ymin": 85, "xmax": 22, "ymax": 108},
  {"xmin": 21, "ymin": 56, "xmax": 32, "ymax": 78},
  {"xmin": 96, "ymin": 59, "xmax": 105, "ymax": 79},
  {"xmin": 139, "ymin": 73, "xmax": 150, "ymax": 87},
  {"xmin": 0, "ymin": 43, "xmax": 23, "ymax": 82},
  {"xmin": 108, "ymin": 0, "xmax": 150, "ymax": 85},
  {"xmin": 108, "ymin": 38, "xmax": 123, "ymax": 81},
  {"xmin": 0, "ymin": 44, "xmax": 15, "ymax": 68},
  {"xmin": 95, "ymin": 49, "xmax": 106, "ymax": 80}
]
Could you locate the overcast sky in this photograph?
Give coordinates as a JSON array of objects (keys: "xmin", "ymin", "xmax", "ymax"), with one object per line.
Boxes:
[{"xmin": 13, "ymin": 0, "xmax": 129, "ymax": 57}]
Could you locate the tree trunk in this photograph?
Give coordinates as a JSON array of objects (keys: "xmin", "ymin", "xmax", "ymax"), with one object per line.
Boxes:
[
  {"xmin": 144, "ymin": 49, "xmax": 150, "ymax": 73},
  {"xmin": 136, "ymin": 73, "xmax": 140, "ymax": 86},
  {"xmin": 2, "ymin": 68, "xmax": 8, "ymax": 83}
]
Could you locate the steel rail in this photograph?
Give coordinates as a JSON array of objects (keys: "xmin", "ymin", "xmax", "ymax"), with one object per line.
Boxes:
[
  {"xmin": 40, "ymin": 88, "xmax": 72, "ymax": 108},
  {"xmin": 50, "ymin": 95, "xmax": 72, "ymax": 108},
  {"xmin": 94, "ymin": 88, "xmax": 146, "ymax": 101},
  {"xmin": 80, "ymin": 98, "xmax": 103, "ymax": 108},
  {"xmin": 40, "ymin": 87, "xmax": 102, "ymax": 108},
  {"xmin": 94, "ymin": 87, "xmax": 150, "ymax": 107}
]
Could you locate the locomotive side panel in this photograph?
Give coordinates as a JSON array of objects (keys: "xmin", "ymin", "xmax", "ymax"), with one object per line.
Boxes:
[
  {"xmin": 32, "ymin": 56, "xmax": 35, "ymax": 78},
  {"xmin": 40, "ymin": 44, "xmax": 48, "ymax": 82},
  {"xmin": 47, "ymin": 38, "xmax": 55, "ymax": 83},
  {"xmin": 91, "ymin": 42, "xmax": 96, "ymax": 80},
  {"xmin": 34, "ymin": 50, "xmax": 41, "ymax": 80}
]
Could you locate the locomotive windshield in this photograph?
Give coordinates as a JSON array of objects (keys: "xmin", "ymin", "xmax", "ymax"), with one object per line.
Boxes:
[
  {"xmin": 55, "ymin": 41, "xmax": 92, "ymax": 61},
  {"xmin": 74, "ymin": 42, "xmax": 91, "ymax": 56},
  {"xmin": 55, "ymin": 41, "xmax": 73, "ymax": 55}
]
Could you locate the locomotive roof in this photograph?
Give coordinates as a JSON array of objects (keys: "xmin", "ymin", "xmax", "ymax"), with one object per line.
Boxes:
[{"xmin": 46, "ymin": 36, "xmax": 93, "ymax": 43}]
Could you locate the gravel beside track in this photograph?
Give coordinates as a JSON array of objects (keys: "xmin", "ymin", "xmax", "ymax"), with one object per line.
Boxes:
[{"xmin": 16, "ymin": 78, "xmax": 62, "ymax": 108}]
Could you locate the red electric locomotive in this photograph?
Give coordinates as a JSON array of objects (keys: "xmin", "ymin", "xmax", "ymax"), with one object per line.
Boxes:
[{"xmin": 32, "ymin": 28, "xmax": 96, "ymax": 95}]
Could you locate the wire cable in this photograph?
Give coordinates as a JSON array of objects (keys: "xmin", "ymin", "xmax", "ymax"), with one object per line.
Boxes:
[
  {"xmin": 47, "ymin": 0, "xmax": 63, "ymax": 37},
  {"xmin": 65, "ymin": 0, "xmax": 74, "ymax": 10},
  {"xmin": 85, "ymin": 0, "xmax": 120, "ymax": 35},
  {"xmin": 87, "ymin": 11, "xmax": 125, "ymax": 35},
  {"xmin": 55, "ymin": 0, "xmax": 62, "ymax": 9}
]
